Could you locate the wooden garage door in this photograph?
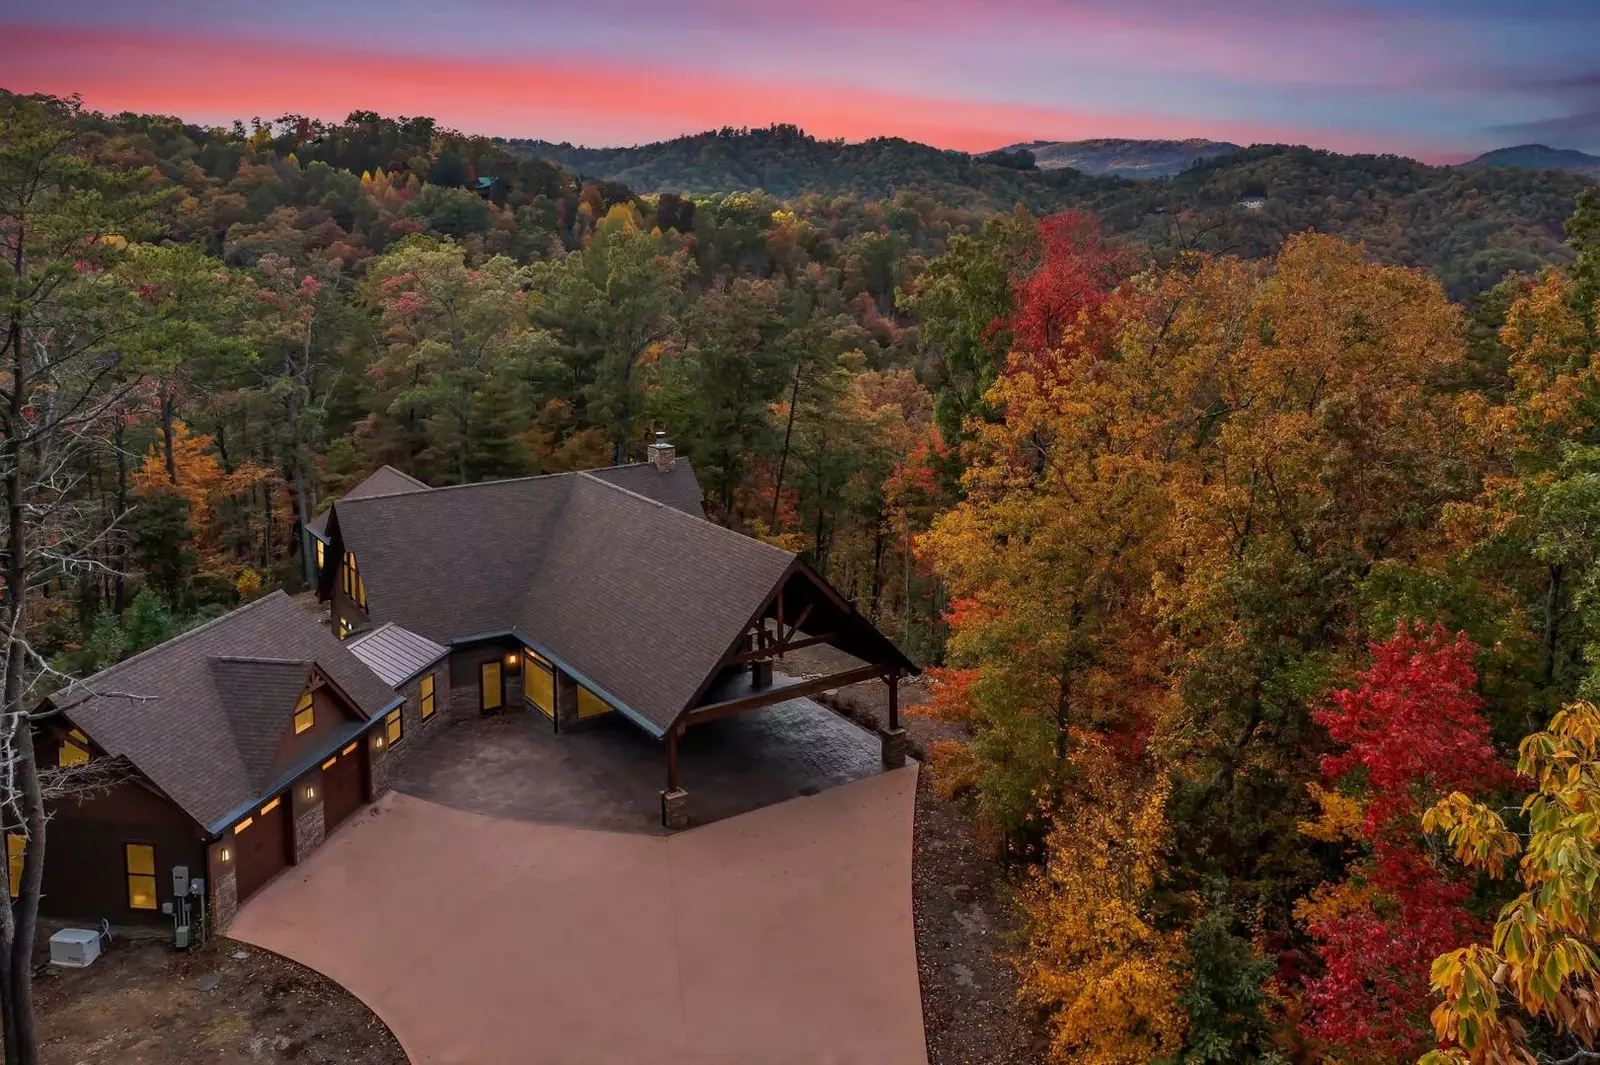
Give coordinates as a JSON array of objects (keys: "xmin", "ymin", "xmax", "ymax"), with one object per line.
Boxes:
[
  {"xmin": 322, "ymin": 742, "xmax": 365, "ymax": 835},
  {"xmin": 234, "ymin": 794, "xmax": 290, "ymax": 904}
]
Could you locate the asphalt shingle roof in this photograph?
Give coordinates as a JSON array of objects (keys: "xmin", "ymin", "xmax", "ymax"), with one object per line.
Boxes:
[
  {"xmin": 54, "ymin": 592, "xmax": 399, "ymax": 831},
  {"xmin": 307, "ymin": 466, "xmax": 430, "ymax": 536},
  {"xmin": 326, "ymin": 470, "xmax": 793, "ymax": 735}
]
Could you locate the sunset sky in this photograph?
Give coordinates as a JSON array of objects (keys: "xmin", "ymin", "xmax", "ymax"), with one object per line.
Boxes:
[{"xmin": 3, "ymin": 0, "xmax": 1598, "ymax": 162}]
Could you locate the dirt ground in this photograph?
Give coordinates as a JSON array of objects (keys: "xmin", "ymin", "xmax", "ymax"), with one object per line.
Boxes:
[
  {"xmin": 784, "ymin": 647, "xmax": 1047, "ymax": 1065},
  {"xmin": 35, "ymin": 932, "xmax": 406, "ymax": 1065}
]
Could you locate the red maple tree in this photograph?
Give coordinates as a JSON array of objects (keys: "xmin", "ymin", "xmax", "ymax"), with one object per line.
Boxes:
[{"xmin": 1301, "ymin": 622, "xmax": 1512, "ymax": 1063}]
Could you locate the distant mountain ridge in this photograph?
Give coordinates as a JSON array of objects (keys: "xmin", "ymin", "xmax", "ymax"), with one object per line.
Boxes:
[
  {"xmin": 1460, "ymin": 144, "xmax": 1600, "ymax": 179},
  {"xmin": 1000, "ymin": 137, "xmax": 1242, "ymax": 178}
]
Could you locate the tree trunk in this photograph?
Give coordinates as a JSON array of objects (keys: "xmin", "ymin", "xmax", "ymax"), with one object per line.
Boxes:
[
  {"xmin": 769, "ymin": 363, "xmax": 803, "ymax": 531},
  {"xmin": 293, "ymin": 463, "xmax": 314, "ymax": 588},
  {"xmin": 1544, "ymin": 562, "xmax": 1564, "ymax": 689},
  {"xmin": 160, "ymin": 389, "xmax": 177, "ymax": 486},
  {"xmin": 112, "ymin": 417, "xmax": 128, "ymax": 615}
]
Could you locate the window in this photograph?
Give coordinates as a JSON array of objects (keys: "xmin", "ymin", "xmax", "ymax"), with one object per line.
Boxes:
[
  {"xmin": 480, "ymin": 661, "xmax": 502, "ymax": 711},
  {"xmin": 126, "ymin": 843, "xmax": 157, "ymax": 910},
  {"xmin": 59, "ymin": 728, "xmax": 89, "ymax": 766},
  {"xmin": 384, "ymin": 709, "xmax": 403, "ymax": 745},
  {"xmin": 322, "ymin": 756, "xmax": 338, "ymax": 771},
  {"xmin": 577, "ymin": 685, "xmax": 614, "ymax": 720},
  {"xmin": 6, "ymin": 834, "xmax": 23, "ymax": 899},
  {"xmin": 342, "ymin": 552, "xmax": 367, "ymax": 610},
  {"xmin": 523, "ymin": 652, "xmax": 554, "ymax": 720},
  {"xmin": 420, "ymin": 674, "xmax": 436, "ymax": 720},
  {"xmin": 314, "ymin": 538, "xmax": 325, "ymax": 572},
  {"xmin": 234, "ymin": 816, "xmax": 254, "ymax": 833},
  {"xmin": 259, "ymin": 797, "xmax": 281, "ymax": 815},
  {"xmin": 338, "ymin": 616, "xmax": 353, "ymax": 641},
  {"xmin": 341, "ymin": 741, "xmax": 358, "ymax": 756},
  {"xmin": 293, "ymin": 692, "xmax": 314, "ymax": 734}
]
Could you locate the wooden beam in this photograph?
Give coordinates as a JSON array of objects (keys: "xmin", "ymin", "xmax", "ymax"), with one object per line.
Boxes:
[
  {"xmin": 722, "ymin": 632, "xmax": 838, "ymax": 666},
  {"xmin": 783, "ymin": 602, "xmax": 814, "ymax": 643},
  {"xmin": 685, "ymin": 663, "xmax": 893, "ymax": 726}
]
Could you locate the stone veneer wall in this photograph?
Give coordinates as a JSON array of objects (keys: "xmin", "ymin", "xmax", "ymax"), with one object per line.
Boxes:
[
  {"xmin": 207, "ymin": 837, "xmax": 237, "ymax": 934},
  {"xmin": 290, "ymin": 768, "xmax": 325, "ymax": 863}
]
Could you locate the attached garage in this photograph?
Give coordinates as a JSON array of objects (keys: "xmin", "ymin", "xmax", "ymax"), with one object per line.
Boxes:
[
  {"xmin": 321, "ymin": 741, "xmax": 366, "ymax": 835},
  {"xmin": 233, "ymin": 794, "xmax": 291, "ymax": 903}
]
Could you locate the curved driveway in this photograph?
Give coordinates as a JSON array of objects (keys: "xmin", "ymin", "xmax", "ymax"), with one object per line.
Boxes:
[{"xmin": 230, "ymin": 767, "xmax": 925, "ymax": 1065}]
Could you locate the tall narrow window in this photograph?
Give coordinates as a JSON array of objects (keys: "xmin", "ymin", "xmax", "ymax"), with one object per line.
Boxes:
[
  {"xmin": 314, "ymin": 538, "xmax": 325, "ymax": 572},
  {"xmin": 293, "ymin": 692, "xmax": 314, "ymax": 734},
  {"xmin": 480, "ymin": 661, "xmax": 502, "ymax": 712},
  {"xmin": 59, "ymin": 728, "xmax": 90, "ymax": 766},
  {"xmin": 338, "ymin": 616, "xmax": 354, "ymax": 641},
  {"xmin": 384, "ymin": 708, "xmax": 403, "ymax": 745},
  {"xmin": 523, "ymin": 651, "xmax": 554, "ymax": 720},
  {"xmin": 420, "ymin": 673, "xmax": 436, "ymax": 720},
  {"xmin": 342, "ymin": 552, "xmax": 367, "ymax": 609},
  {"xmin": 126, "ymin": 843, "xmax": 157, "ymax": 910},
  {"xmin": 6, "ymin": 834, "xmax": 23, "ymax": 899}
]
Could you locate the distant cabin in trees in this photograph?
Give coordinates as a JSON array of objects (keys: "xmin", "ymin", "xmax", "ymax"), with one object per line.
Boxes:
[{"xmin": 474, "ymin": 176, "xmax": 506, "ymax": 204}]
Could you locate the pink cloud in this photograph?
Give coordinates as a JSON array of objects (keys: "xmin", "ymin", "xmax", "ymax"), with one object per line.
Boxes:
[{"xmin": 0, "ymin": 23, "xmax": 1469, "ymax": 161}]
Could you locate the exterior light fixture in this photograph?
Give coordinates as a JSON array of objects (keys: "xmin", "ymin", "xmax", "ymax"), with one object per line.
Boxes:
[
  {"xmin": 374, "ymin": 735, "xmax": 385, "ymax": 749},
  {"xmin": 218, "ymin": 846, "xmax": 231, "ymax": 862},
  {"xmin": 304, "ymin": 786, "xmax": 316, "ymax": 801},
  {"xmin": 505, "ymin": 651, "xmax": 519, "ymax": 668}
]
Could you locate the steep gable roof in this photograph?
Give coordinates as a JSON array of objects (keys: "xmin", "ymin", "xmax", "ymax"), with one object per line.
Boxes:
[
  {"xmin": 307, "ymin": 465, "xmax": 430, "ymax": 537},
  {"xmin": 209, "ymin": 657, "xmax": 313, "ymax": 791},
  {"xmin": 54, "ymin": 592, "xmax": 400, "ymax": 832},
  {"xmin": 324, "ymin": 472, "xmax": 797, "ymax": 734}
]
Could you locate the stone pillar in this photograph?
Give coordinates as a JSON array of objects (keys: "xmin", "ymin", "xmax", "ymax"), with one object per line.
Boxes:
[
  {"xmin": 207, "ymin": 837, "xmax": 238, "ymax": 934},
  {"xmin": 660, "ymin": 788, "xmax": 689, "ymax": 830},
  {"xmin": 880, "ymin": 726, "xmax": 908, "ymax": 769},
  {"xmin": 751, "ymin": 659, "xmax": 774, "ymax": 689},
  {"xmin": 367, "ymin": 728, "xmax": 393, "ymax": 800},
  {"xmin": 554, "ymin": 671, "xmax": 580, "ymax": 732},
  {"xmin": 290, "ymin": 768, "xmax": 326, "ymax": 863}
]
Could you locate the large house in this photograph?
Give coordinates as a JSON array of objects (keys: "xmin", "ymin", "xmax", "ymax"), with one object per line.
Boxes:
[{"xmin": 31, "ymin": 437, "xmax": 916, "ymax": 931}]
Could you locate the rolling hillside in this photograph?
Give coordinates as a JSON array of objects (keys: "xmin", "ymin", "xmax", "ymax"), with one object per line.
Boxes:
[{"xmin": 1000, "ymin": 137, "xmax": 1242, "ymax": 177}]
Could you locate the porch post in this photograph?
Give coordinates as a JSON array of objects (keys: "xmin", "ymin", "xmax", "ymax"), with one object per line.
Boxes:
[
  {"xmin": 661, "ymin": 724, "xmax": 689, "ymax": 829},
  {"xmin": 879, "ymin": 671, "xmax": 907, "ymax": 769}
]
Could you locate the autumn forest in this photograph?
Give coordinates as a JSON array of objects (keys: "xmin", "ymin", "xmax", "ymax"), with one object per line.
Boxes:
[{"xmin": 7, "ymin": 88, "xmax": 1600, "ymax": 1065}]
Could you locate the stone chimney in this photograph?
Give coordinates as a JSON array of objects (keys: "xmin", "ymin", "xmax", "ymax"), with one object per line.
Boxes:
[{"xmin": 647, "ymin": 430, "xmax": 676, "ymax": 472}]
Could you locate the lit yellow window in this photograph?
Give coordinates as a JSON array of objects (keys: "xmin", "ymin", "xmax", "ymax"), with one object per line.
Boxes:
[
  {"xmin": 259, "ymin": 797, "xmax": 281, "ymax": 815},
  {"xmin": 384, "ymin": 709, "xmax": 403, "ymax": 744},
  {"xmin": 577, "ymin": 686, "xmax": 613, "ymax": 719},
  {"xmin": 524, "ymin": 655, "xmax": 554, "ymax": 720},
  {"xmin": 341, "ymin": 742, "xmax": 358, "ymax": 756},
  {"xmin": 343, "ymin": 552, "xmax": 367, "ymax": 609},
  {"xmin": 293, "ymin": 692, "xmax": 314, "ymax": 734},
  {"xmin": 234, "ymin": 816, "xmax": 254, "ymax": 833},
  {"xmin": 7, "ymin": 834, "xmax": 23, "ymax": 899},
  {"xmin": 420, "ymin": 674, "xmax": 436, "ymax": 719},
  {"xmin": 315, "ymin": 538, "xmax": 325, "ymax": 569},
  {"xmin": 338, "ymin": 616, "xmax": 353, "ymax": 640},
  {"xmin": 126, "ymin": 843, "xmax": 157, "ymax": 910},
  {"xmin": 59, "ymin": 728, "xmax": 90, "ymax": 766},
  {"xmin": 481, "ymin": 661, "xmax": 502, "ymax": 711},
  {"xmin": 322, "ymin": 756, "xmax": 338, "ymax": 770}
]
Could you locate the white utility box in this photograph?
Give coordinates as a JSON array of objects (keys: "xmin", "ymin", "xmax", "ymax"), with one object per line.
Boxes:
[{"xmin": 48, "ymin": 928, "xmax": 101, "ymax": 968}]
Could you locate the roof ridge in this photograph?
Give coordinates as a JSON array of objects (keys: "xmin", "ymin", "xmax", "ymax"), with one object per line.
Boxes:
[
  {"xmin": 375, "ymin": 464, "xmax": 429, "ymax": 489},
  {"xmin": 60, "ymin": 592, "xmax": 295, "ymax": 703},
  {"xmin": 334, "ymin": 460, "xmax": 693, "ymax": 509},
  {"xmin": 208, "ymin": 655, "xmax": 314, "ymax": 666},
  {"xmin": 575, "ymin": 472, "xmax": 796, "ymax": 561}
]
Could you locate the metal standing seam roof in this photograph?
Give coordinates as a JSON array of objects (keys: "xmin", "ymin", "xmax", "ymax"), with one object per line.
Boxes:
[
  {"xmin": 346, "ymin": 623, "xmax": 450, "ymax": 687},
  {"xmin": 52, "ymin": 591, "xmax": 401, "ymax": 831}
]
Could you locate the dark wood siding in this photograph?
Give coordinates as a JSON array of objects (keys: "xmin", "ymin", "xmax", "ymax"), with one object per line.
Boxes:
[
  {"xmin": 41, "ymin": 779, "xmax": 205, "ymax": 925},
  {"xmin": 234, "ymin": 793, "xmax": 291, "ymax": 903}
]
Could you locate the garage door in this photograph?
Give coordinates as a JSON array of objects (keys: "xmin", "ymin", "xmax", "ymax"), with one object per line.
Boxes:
[
  {"xmin": 322, "ymin": 741, "xmax": 365, "ymax": 835},
  {"xmin": 234, "ymin": 794, "xmax": 290, "ymax": 903}
]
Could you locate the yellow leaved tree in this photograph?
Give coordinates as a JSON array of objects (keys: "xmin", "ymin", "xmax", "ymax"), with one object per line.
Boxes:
[{"xmin": 1421, "ymin": 701, "xmax": 1600, "ymax": 1065}]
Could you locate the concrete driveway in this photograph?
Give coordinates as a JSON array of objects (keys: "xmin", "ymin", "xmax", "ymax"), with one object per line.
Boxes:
[{"xmin": 229, "ymin": 768, "xmax": 926, "ymax": 1065}]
